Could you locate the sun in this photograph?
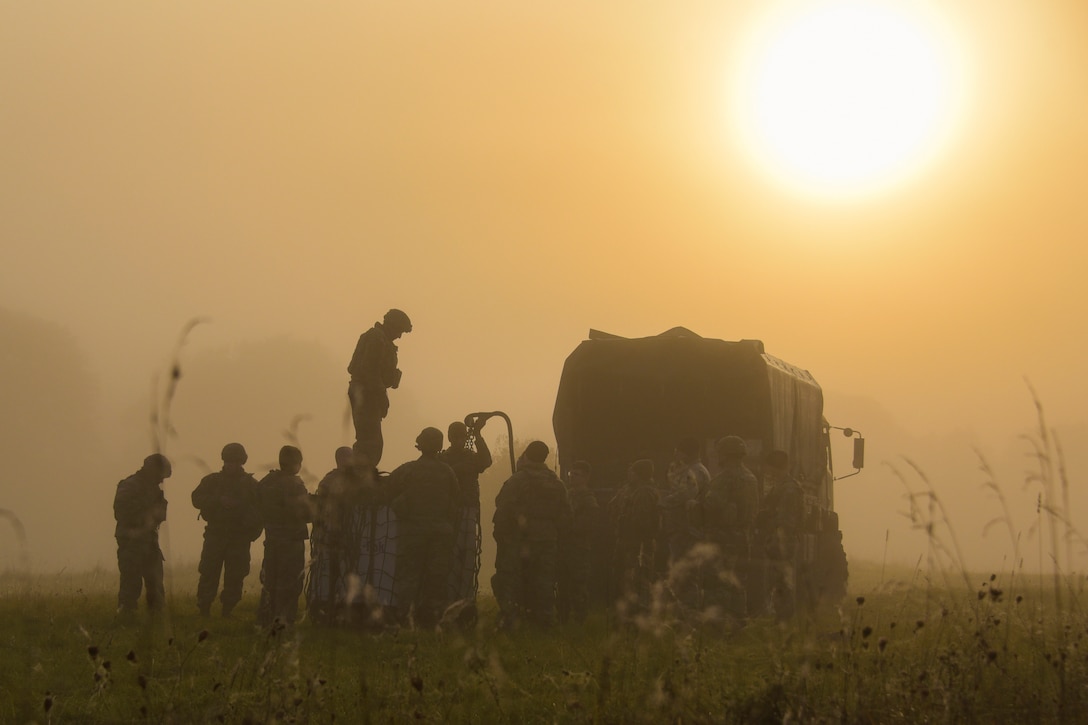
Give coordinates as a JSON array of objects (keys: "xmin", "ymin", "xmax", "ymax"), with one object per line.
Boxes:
[{"xmin": 732, "ymin": 0, "xmax": 967, "ymax": 199}]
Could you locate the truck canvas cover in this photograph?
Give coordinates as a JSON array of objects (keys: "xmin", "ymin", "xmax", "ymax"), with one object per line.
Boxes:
[{"xmin": 553, "ymin": 328, "xmax": 829, "ymax": 496}]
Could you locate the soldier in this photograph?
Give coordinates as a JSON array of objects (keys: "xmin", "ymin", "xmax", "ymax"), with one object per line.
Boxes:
[
  {"xmin": 191, "ymin": 443, "xmax": 262, "ymax": 617},
  {"xmin": 609, "ymin": 459, "xmax": 660, "ymax": 618},
  {"xmin": 311, "ymin": 447, "xmax": 357, "ymax": 539},
  {"xmin": 308, "ymin": 447, "xmax": 374, "ymax": 622},
  {"xmin": 388, "ymin": 427, "xmax": 460, "ymax": 628},
  {"xmin": 257, "ymin": 445, "xmax": 312, "ymax": 626},
  {"xmin": 661, "ymin": 437, "xmax": 710, "ymax": 564},
  {"xmin": 701, "ymin": 435, "xmax": 759, "ymax": 622},
  {"xmin": 556, "ymin": 460, "xmax": 600, "ymax": 624},
  {"xmin": 347, "ymin": 308, "xmax": 412, "ymax": 468},
  {"xmin": 113, "ymin": 454, "xmax": 172, "ymax": 615},
  {"xmin": 661, "ymin": 438, "xmax": 710, "ymax": 610},
  {"xmin": 491, "ymin": 441, "xmax": 571, "ymax": 630},
  {"xmin": 758, "ymin": 449, "xmax": 805, "ymax": 620},
  {"xmin": 439, "ymin": 417, "xmax": 492, "ymax": 604}
]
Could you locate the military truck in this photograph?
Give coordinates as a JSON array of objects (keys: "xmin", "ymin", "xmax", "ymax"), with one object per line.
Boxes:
[{"xmin": 552, "ymin": 327, "xmax": 863, "ymax": 609}]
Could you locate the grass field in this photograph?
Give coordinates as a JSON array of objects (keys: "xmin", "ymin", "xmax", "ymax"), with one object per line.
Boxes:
[{"xmin": 2, "ymin": 558, "xmax": 1086, "ymax": 724}]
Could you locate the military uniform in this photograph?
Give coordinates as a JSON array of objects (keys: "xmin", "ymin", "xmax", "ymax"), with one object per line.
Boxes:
[
  {"xmin": 492, "ymin": 458, "xmax": 572, "ymax": 628},
  {"xmin": 113, "ymin": 462, "xmax": 169, "ymax": 613},
  {"xmin": 759, "ymin": 469, "xmax": 805, "ymax": 620},
  {"xmin": 660, "ymin": 458, "xmax": 710, "ymax": 610},
  {"xmin": 309, "ymin": 462, "xmax": 374, "ymax": 620},
  {"xmin": 609, "ymin": 468, "xmax": 660, "ymax": 616},
  {"xmin": 192, "ymin": 467, "xmax": 262, "ymax": 616},
  {"xmin": 257, "ymin": 467, "xmax": 312, "ymax": 625},
  {"xmin": 440, "ymin": 439, "xmax": 492, "ymax": 508},
  {"xmin": 347, "ymin": 322, "xmax": 402, "ymax": 466},
  {"xmin": 388, "ymin": 453, "xmax": 459, "ymax": 627},
  {"xmin": 439, "ymin": 438, "xmax": 492, "ymax": 603},
  {"xmin": 701, "ymin": 460, "xmax": 759, "ymax": 620},
  {"xmin": 556, "ymin": 483, "xmax": 600, "ymax": 623},
  {"xmin": 661, "ymin": 459, "xmax": 710, "ymax": 563}
]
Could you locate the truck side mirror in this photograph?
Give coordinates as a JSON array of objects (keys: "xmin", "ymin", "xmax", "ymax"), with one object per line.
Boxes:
[{"xmin": 852, "ymin": 437, "xmax": 865, "ymax": 470}]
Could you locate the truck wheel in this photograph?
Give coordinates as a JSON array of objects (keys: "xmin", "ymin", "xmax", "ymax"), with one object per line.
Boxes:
[{"xmin": 813, "ymin": 529, "xmax": 848, "ymax": 607}]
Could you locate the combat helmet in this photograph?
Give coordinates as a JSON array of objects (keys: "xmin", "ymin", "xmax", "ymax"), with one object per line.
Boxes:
[
  {"xmin": 221, "ymin": 443, "xmax": 248, "ymax": 465},
  {"xmin": 383, "ymin": 308, "xmax": 413, "ymax": 334},
  {"xmin": 416, "ymin": 426, "xmax": 444, "ymax": 453},
  {"xmin": 716, "ymin": 435, "xmax": 747, "ymax": 458}
]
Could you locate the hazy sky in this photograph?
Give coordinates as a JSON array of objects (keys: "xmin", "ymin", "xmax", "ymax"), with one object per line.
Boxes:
[{"xmin": 2, "ymin": 1, "xmax": 1086, "ymax": 574}]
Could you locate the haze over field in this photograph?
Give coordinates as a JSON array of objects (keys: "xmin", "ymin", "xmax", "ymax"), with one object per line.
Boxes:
[{"xmin": 2, "ymin": 1, "xmax": 1086, "ymax": 576}]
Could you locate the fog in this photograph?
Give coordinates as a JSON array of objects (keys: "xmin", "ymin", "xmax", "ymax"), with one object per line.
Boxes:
[{"xmin": 2, "ymin": 1, "xmax": 1086, "ymax": 577}]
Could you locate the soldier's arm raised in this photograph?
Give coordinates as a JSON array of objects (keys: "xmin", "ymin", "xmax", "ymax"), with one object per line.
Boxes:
[{"xmin": 475, "ymin": 434, "xmax": 493, "ymax": 472}]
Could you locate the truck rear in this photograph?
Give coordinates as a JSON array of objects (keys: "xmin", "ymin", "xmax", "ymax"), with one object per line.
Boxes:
[{"xmin": 552, "ymin": 327, "xmax": 856, "ymax": 608}]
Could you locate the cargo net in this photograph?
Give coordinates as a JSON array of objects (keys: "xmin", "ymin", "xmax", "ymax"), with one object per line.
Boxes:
[
  {"xmin": 306, "ymin": 504, "xmax": 480, "ymax": 625},
  {"xmin": 447, "ymin": 506, "xmax": 482, "ymax": 603}
]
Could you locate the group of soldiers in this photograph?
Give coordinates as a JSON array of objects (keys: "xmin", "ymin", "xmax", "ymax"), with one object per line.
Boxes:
[
  {"xmin": 489, "ymin": 435, "xmax": 806, "ymax": 631},
  {"xmin": 616, "ymin": 436, "xmax": 807, "ymax": 624},
  {"xmin": 111, "ymin": 425, "xmax": 491, "ymax": 627},
  {"xmin": 111, "ymin": 431, "xmax": 805, "ymax": 629},
  {"xmin": 111, "ymin": 307, "xmax": 492, "ymax": 628},
  {"xmin": 112, "ymin": 443, "xmax": 313, "ymax": 624},
  {"xmin": 112, "ymin": 308, "xmax": 806, "ymax": 630},
  {"xmin": 110, "ymin": 307, "xmax": 417, "ymax": 624}
]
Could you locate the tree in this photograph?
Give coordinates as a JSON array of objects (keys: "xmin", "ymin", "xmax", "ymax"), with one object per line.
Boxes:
[{"xmin": 0, "ymin": 307, "xmax": 103, "ymax": 569}]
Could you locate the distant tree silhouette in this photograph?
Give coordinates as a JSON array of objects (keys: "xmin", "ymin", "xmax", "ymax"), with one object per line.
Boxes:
[
  {"xmin": 0, "ymin": 307, "xmax": 102, "ymax": 568},
  {"xmin": 170, "ymin": 337, "xmax": 348, "ymax": 483}
]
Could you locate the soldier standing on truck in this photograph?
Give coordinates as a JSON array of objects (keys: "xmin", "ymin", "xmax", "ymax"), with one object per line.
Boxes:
[
  {"xmin": 439, "ymin": 417, "xmax": 492, "ymax": 605},
  {"xmin": 347, "ymin": 308, "xmax": 412, "ymax": 468},
  {"xmin": 492, "ymin": 441, "xmax": 571, "ymax": 630},
  {"xmin": 191, "ymin": 443, "xmax": 263, "ymax": 618},
  {"xmin": 758, "ymin": 449, "xmax": 805, "ymax": 620},
  {"xmin": 701, "ymin": 436, "xmax": 758, "ymax": 623},
  {"xmin": 113, "ymin": 454, "xmax": 172, "ymax": 616},
  {"xmin": 609, "ymin": 459, "xmax": 660, "ymax": 620},
  {"xmin": 556, "ymin": 460, "xmax": 600, "ymax": 624},
  {"xmin": 257, "ymin": 445, "xmax": 312, "ymax": 626}
]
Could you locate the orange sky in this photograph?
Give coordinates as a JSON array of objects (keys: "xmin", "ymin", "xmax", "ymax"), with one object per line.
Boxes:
[{"xmin": 1, "ymin": 1, "xmax": 1086, "ymax": 573}]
